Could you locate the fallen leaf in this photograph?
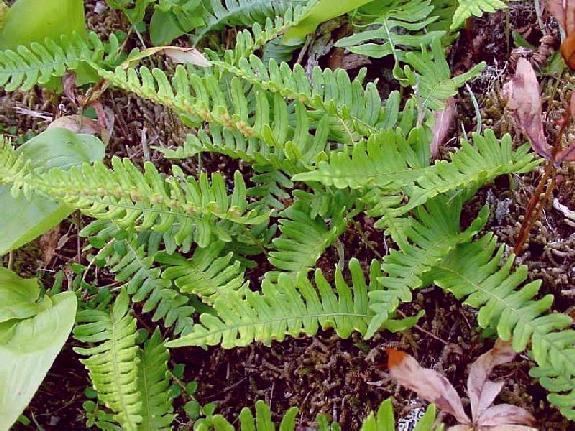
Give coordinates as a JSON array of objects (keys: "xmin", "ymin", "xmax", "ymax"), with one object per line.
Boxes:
[
  {"xmin": 123, "ymin": 46, "xmax": 211, "ymax": 68},
  {"xmin": 430, "ymin": 97, "xmax": 456, "ymax": 158},
  {"xmin": 504, "ymin": 58, "xmax": 551, "ymax": 158},
  {"xmin": 387, "ymin": 349, "xmax": 471, "ymax": 425},
  {"xmin": 547, "ymin": 0, "xmax": 575, "ymax": 34},
  {"xmin": 468, "ymin": 340, "xmax": 516, "ymax": 420},
  {"xmin": 478, "ymin": 404, "xmax": 535, "ymax": 427},
  {"xmin": 39, "ymin": 227, "xmax": 60, "ymax": 265},
  {"xmin": 48, "ymin": 115, "xmax": 101, "ymax": 135}
]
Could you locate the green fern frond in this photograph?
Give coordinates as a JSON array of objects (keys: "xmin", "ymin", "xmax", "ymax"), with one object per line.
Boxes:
[
  {"xmin": 396, "ymin": 37, "xmax": 484, "ymax": 111},
  {"xmin": 74, "ymin": 291, "xmax": 142, "ymax": 431},
  {"xmin": 378, "ymin": 130, "xmax": 538, "ymax": 222},
  {"xmin": 166, "ymin": 258, "xmax": 381, "ymax": 348},
  {"xmin": 298, "ymin": 129, "xmax": 537, "ymax": 227},
  {"xmin": 193, "ymin": 0, "xmax": 293, "ymax": 43},
  {"xmin": 221, "ymin": 3, "xmax": 315, "ymax": 62},
  {"xmin": 432, "ymin": 234, "xmax": 575, "ymax": 419},
  {"xmin": 366, "ymin": 195, "xmax": 488, "ymax": 337},
  {"xmin": 269, "ymin": 191, "xmax": 351, "ymax": 274},
  {"xmin": 194, "ymin": 400, "xmax": 299, "ymax": 431},
  {"xmin": 451, "ymin": 0, "xmax": 506, "ymax": 30},
  {"xmin": 359, "ymin": 398, "xmax": 438, "ymax": 431},
  {"xmin": 248, "ymin": 168, "xmax": 293, "ymax": 212},
  {"xmin": 137, "ymin": 329, "xmax": 174, "ymax": 431},
  {"xmin": 211, "ymin": 55, "xmax": 384, "ymax": 137},
  {"xmin": 336, "ymin": 0, "xmax": 444, "ymax": 60},
  {"xmin": 159, "ymin": 241, "xmax": 249, "ymax": 305},
  {"xmin": 192, "ymin": 398, "xmax": 438, "ymax": 430},
  {"xmin": 0, "ymin": 138, "xmax": 33, "ymax": 197},
  {"xmin": 26, "ymin": 157, "xmax": 266, "ymax": 247},
  {"xmin": 0, "ymin": 32, "xmax": 119, "ymax": 91},
  {"xmin": 97, "ymin": 65, "xmax": 330, "ymax": 169},
  {"xmin": 81, "ymin": 221, "xmax": 196, "ymax": 335},
  {"xmin": 292, "ymin": 128, "xmax": 427, "ymax": 189}
]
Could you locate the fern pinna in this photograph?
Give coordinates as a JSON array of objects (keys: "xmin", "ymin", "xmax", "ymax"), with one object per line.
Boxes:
[{"xmin": 1, "ymin": 0, "xmax": 574, "ymax": 426}]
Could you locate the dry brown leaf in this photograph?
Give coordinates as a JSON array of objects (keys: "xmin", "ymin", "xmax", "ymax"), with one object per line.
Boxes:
[
  {"xmin": 430, "ymin": 97, "xmax": 456, "ymax": 158},
  {"xmin": 48, "ymin": 115, "xmax": 101, "ymax": 135},
  {"xmin": 388, "ymin": 341, "xmax": 536, "ymax": 429},
  {"xmin": 546, "ymin": 0, "xmax": 575, "ymax": 68},
  {"xmin": 483, "ymin": 426, "xmax": 538, "ymax": 431},
  {"xmin": 478, "ymin": 404, "xmax": 535, "ymax": 427},
  {"xmin": 468, "ymin": 340, "xmax": 516, "ymax": 420},
  {"xmin": 504, "ymin": 58, "xmax": 551, "ymax": 158},
  {"xmin": 546, "ymin": 0, "xmax": 575, "ymax": 34},
  {"xmin": 387, "ymin": 349, "xmax": 471, "ymax": 425},
  {"xmin": 123, "ymin": 46, "xmax": 211, "ymax": 68}
]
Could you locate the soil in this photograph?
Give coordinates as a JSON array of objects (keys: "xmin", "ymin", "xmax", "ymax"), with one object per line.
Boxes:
[{"xmin": 3, "ymin": 1, "xmax": 575, "ymax": 430}]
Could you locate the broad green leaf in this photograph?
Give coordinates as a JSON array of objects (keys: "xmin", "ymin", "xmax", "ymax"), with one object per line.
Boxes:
[
  {"xmin": 0, "ymin": 267, "xmax": 44, "ymax": 323},
  {"xmin": 0, "ymin": 0, "xmax": 87, "ymax": 49},
  {"xmin": 283, "ymin": 0, "xmax": 375, "ymax": 43},
  {"xmin": 0, "ymin": 271, "xmax": 77, "ymax": 430},
  {"xmin": 0, "ymin": 128, "xmax": 105, "ymax": 256}
]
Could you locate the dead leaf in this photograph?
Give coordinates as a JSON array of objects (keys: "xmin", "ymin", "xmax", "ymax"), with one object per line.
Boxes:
[
  {"xmin": 388, "ymin": 341, "xmax": 537, "ymax": 429},
  {"xmin": 546, "ymin": 0, "xmax": 575, "ymax": 35},
  {"xmin": 468, "ymin": 340, "xmax": 516, "ymax": 420},
  {"xmin": 546, "ymin": 0, "xmax": 575, "ymax": 68},
  {"xmin": 478, "ymin": 404, "xmax": 535, "ymax": 427},
  {"xmin": 387, "ymin": 349, "xmax": 471, "ymax": 425},
  {"xmin": 123, "ymin": 46, "xmax": 211, "ymax": 68},
  {"xmin": 504, "ymin": 58, "xmax": 552, "ymax": 158},
  {"xmin": 48, "ymin": 115, "xmax": 101, "ymax": 135},
  {"xmin": 430, "ymin": 97, "xmax": 456, "ymax": 158},
  {"xmin": 39, "ymin": 228, "xmax": 60, "ymax": 265}
]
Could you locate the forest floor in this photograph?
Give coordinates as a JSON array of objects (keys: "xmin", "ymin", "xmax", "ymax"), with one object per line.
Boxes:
[{"xmin": 2, "ymin": 0, "xmax": 575, "ymax": 429}]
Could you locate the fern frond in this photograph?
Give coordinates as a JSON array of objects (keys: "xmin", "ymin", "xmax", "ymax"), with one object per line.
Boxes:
[
  {"xmin": 297, "ymin": 129, "xmax": 537, "ymax": 228},
  {"xmin": 74, "ymin": 291, "xmax": 142, "ymax": 431},
  {"xmin": 166, "ymin": 258, "xmax": 381, "ymax": 348},
  {"xmin": 159, "ymin": 241, "xmax": 249, "ymax": 305},
  {"xmin": 13, "ymin": 156, "xmax": 268, "ymax": 247},
  {"xmin": 366, "ymin": 195, "xmax": 488, "ymax": 337},
  {"xmin": 137, "ymin": 329, "xmax": 174, "ymax": 431},
  {"xmin": 81, "ymin": 221, "xmax": 196, "ymax": 335},
  {"xmin": 432, "ymin": 234, "xmax": 575, "ymax": 419},
  {"xmin": 0, "ymin": 32, "xmax": 119, "ymax": 92},
  {"xmin": 158, "ymin": 128, "xmax": 294, "ymax": 171},
  {"xmin": 0, "ymin": 138, "xmax": 34, "ymax": 197},
  {"xmin": 192, "ymin": 398, "xmax": 437, "ymax": 430},
  {"xmin": 293, "ymin": 128, "xmax": 427, "ymax": 189},
  {"xmin": 335, "ymin": 0, "xmax": 444, "ymax": 60},
  {"xmin": 211, "ymin": 55, "xmax": 384, "ymax": 137},
  {"xmin": 195, "ymin": 400, "xmax": 298, "ymax": 430},
  {"xmin": 97, "ymin": 65, "xmax": 331, "ymax": 169},
  {"xmin": 248, "ymin": 168, "xmax": 293, "ymax": 212},
  {"xmin": 269, "ymin": 191, "xmax": 351, "ymax": 274},
  {"xmin": 379, "ymin": 130, "xmax": 537, "ymax": 221},
  {"xmin": 193, "ymin": 0, "xmax": 292, "ymax": 44},
  {"xmin": 451, "ymin": 0, "xmax": 506, "ymax": 30},
  {"xmin": 222, "ymin": 3, "xmax": 314, "ymax": 62},
  {"xmin": 397, "ymin": 37, "xmax": 484, "ymax": 111}
]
